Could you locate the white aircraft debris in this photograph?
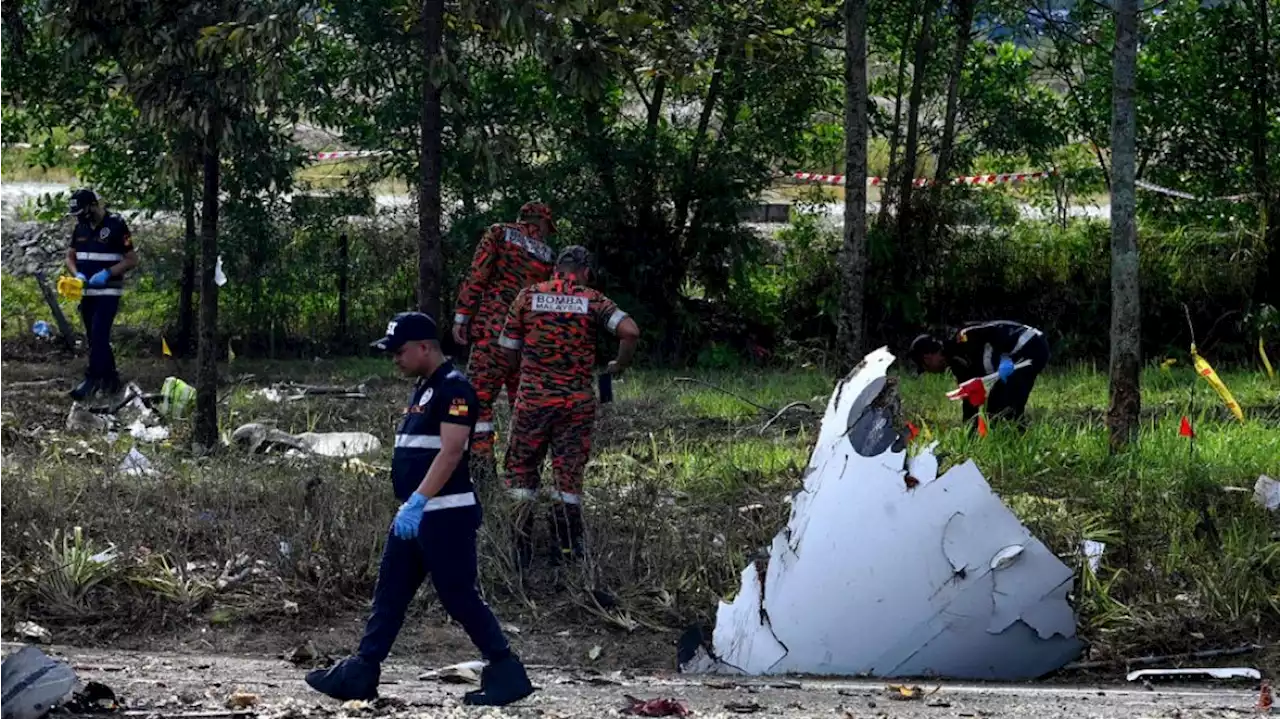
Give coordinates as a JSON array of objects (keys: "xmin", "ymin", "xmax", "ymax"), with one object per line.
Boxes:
[
  {"xmin": 230, "ymin": 422, "xmax": 381, "ymax": 458},
  {"xmin": 696, "ymin": 347, "xmax": 1083, "ymax": 680},
  {"xmin": 1, "ymin": 646, "xmax": 77, "ymax": 719}
]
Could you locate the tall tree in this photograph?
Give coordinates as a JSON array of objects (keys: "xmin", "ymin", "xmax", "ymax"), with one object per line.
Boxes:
[
  {"xmin": 839, "ymin": 0, "xmax": 869, "ymax": 367},
  {"xmin": 418, "ymin": 0, "xmax": 444, "ymax": 319},
  {"xmin": 1247, "ymin": 0, "xmax": 1277, "ymax": 306},
  {"xmin": 1107, "ymin": 0, "xmax": 1141, "ymax": 450}
]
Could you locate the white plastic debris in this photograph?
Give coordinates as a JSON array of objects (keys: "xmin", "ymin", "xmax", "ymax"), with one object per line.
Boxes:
[
  {"xmin": 1081, "ymin": 540, "xmax": 1106, "ymax": 573},
  {"xmin": 1127, "ymin": 667, "xmax": 1261, "ymax": 682},
  {"xmin": 118, "ymin": 447, "xmax": 157, "ymax": 477},
  {"xmin": 128, "ymin": 420, "xmax": 170, "ymax": 443},
  {"xmin": 700, "ymin": 347, "xmax": 1083, "ymax": 680},
  {"xmin": 250, "ymin": 388, "xmax": 285, "ymax": 403},
  {"xmin": 14, "ymin": 621, "xmax": 51, "ymax": 643},
  {"xmin": 1254, "ymin": 475, "xmax": 1279, "ymax": 511},
  {"xmin": 230, "ymin": 422, "xmax": 381, "ymax": 458},
  {"xmin": 214, "ymin": 255, "xmax": 227, "ymax": 286},
  {"xmin": 1, "ymin": 645, "xmax": 77, "ymax": 719},
  {"xmin": 299, "ymin": 431, "xmax": 381, "ymax": 458}
]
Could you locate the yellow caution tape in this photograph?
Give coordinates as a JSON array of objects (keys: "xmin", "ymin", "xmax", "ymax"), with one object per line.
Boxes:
[
  {"xmin": 1261, "ymin": 337, "xmax": 1275, "ymax": 380},
  {"xmin": 1191, "ymin": 344, "xmax": 1245, "ymax": 423},
  {"xmin": 57, "ymin": 276, "xmax": 84, "ymax": 301}
]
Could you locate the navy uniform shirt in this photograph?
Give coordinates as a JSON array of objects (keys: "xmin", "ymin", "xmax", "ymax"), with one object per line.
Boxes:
[
  {"xmin": 392, "ymin": 360, "xmax": 478, "ymax": 509},
  {"xmin": 943, "ymin": 321, "xmax": 1045, "ymax": 382},
  {"xmin": 70, "ymin": 212, "xmax": 133, "ymax": 297}
]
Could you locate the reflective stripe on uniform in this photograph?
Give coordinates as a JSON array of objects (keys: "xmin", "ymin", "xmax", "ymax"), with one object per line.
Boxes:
[
  {"xmin": 1011, "ymin": 327, "xmax": 1043, "ymax": 355},
  {"xmin": 607, "ymin": 310, "xmax": 628, "ymax": 333},
  {"xmin": 474, "ymin": 421, "xmax": 494, "ymax": 434},
  {"xmin": 425, "ymin": 491, "xmax": 477, "ymax": 512},
  {"xmin": 395, "ymin": 433, "xmax": 469, "ymax": 450},
  {"xmin": 498, "ymin": 335, "xmax": 522, "ymax": 350},
  {"xmin": 548, "ymin": 490, "xmax": 581, "ymax": 505},
  {"xmin": 75, "ymin": 252, "xmax": 124, "ymax": 262},
  {"xmin": 83, "ymin": 288, "xmax": 124, "ymax": 297},
  {"xmin": 508, "ymin": 487, "xmax": 537, "ymax": 501}
]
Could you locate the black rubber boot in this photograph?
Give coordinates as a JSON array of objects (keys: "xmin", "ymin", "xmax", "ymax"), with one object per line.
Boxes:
[
  {"xmin": 462, "ymin": 655, "xmax": 535, "ymax": 707},
  {"xmin": 550, "ymin": 503, "xmax": 585, "ymax": 561},
  {"xmin": 304, "ymin": 655, "xmax": 379, "ymax": 701},
  {"xmin": 513, "ymin": 502, "xmax": 536, "ymax": 571}
]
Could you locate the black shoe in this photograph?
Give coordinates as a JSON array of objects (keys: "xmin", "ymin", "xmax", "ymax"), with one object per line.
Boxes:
[
  {"xmin": 305, "ymin": 656, "xmax": 379, "ymax": 701},
  {"xmin": 462, "ymin": 655, "xmax": 535, "ymax": 707},
  {"xmin": 69, "ymin": 378, "xmax": 97, "ymax": 401}
]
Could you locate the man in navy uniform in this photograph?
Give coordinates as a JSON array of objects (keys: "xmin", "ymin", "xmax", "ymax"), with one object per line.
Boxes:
[
  {"xmin": 305, "ymin": 312, "xmax": 534, "ymax": 706},
  {"xmin": 65, "ymin": 189, "xmax": 139, "ymax": 400},
  {"xmin": 909, "ymin": 320, "xmax": 1050, "ymax": 428}
]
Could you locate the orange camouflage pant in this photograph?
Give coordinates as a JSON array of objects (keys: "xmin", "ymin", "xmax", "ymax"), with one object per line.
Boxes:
[
  {"xmin": 467, "ymin": 338, "xmax": 519, "ymax": 454},
  {"xmin": 504, "ymin": 399, "xmax": 596, "ymax": 505}
]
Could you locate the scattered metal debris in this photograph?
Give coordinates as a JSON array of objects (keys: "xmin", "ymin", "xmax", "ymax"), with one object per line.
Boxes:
[
  {"xmin": 224, "ymin": 691, "xmax": 259, "ymax": 710},
  {"xmin": 14, "ymin": 621, "xmax": 51, "ymax": 643},
  {"xmin": 229, "ymin": 423, "xmax": 380, "ymax": 458},
  {"xmin": 1126, "ymin": 667, "xmax": 1261, "ymax": 683},
  {"xmin": 118, "ymin": 447, "xmax": 157, "ymax": 477},
  {"xmin": 697, "ymin": 347, "xmax": 1083, "ymax": 680},
  {"xmin": 417, "ymin": 660, "xmax": 483, "ymax": 684}
]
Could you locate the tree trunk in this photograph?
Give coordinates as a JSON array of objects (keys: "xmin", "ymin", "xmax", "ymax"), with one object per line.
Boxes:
[
  {"xmin": 878, "ymin": 0, "xmax": 920, "ymax": 228},
  {"xmin": 1248, "ymin": 0, "xmax": 1278, "ymax": 305},
  {"xmin": 896, "ymin": 0, "xmax": 937, "ymax": 243},
  {"xmin": 417, "ymin": 0, "xmax": 444, "ymax": 319},
  {"xmin": 337, "ymin": 231, "xmax": 349, "ymax": 342},
  {"xmin": 638, "ymin": 74, "xmax": 667, "ymax": 236},
  {"xmin": 839, "ymin": 0, "xmax": 870, "ymax": 368},
  {"xmin": 194, "ymin": 113, "xmax": 223, "ymax": 452},
  {"xmin": 1107, "ymin": 0, "xmax": 1141, "ymax": 452},
  {"xmin": 177, "ymin": 176, "xmax": 197, "ymax": 357},
  {"xmin": 673, "ymin": 42, "xmax": 730, "ymax": 240},
  {"xmin": 933, "ymin": 0, "xmax": 976, "ymax": 185}
]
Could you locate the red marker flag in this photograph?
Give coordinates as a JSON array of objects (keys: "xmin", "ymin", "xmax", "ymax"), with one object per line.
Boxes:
[
  {"xmin": 1179, "ymin": 416, "xmax": 1195, "ymax": 438},
  {"xmin": 977, "ymin": 415, "xmax": 989, "ymax": 438},
  {"xmin": 946, "ymin": 377, "xmax": 988, "ymax": 407},
  {"xmin": 906, "ymin": 421, "xmax": 920, "ymax": 441}
]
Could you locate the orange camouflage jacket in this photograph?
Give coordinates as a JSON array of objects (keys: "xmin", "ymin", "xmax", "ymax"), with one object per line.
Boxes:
[
  {"xmin": 453, "ymin": 222, "xmax": 554, "ymax": 343},
  {"xmin": 499, "ymin": 276, "xmax": 630, "ymax": 408}
]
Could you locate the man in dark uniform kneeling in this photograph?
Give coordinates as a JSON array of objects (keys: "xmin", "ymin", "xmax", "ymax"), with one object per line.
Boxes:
[{"xmin": 305, "ymin": 312, "xmax": 533, "ymax": 707}]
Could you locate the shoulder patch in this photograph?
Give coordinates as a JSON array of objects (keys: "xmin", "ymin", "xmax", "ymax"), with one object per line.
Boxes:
[
  {"xmin": 531, "ymin": 293, "xmax": 589, "ymax": 314},
  {"xmin": 447, "ymin": 397, "xmax": 470, "ymax": 417}
]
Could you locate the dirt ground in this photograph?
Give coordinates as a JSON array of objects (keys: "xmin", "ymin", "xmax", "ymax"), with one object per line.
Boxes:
[{"xmin": 3, "ymin": 642, "xmax": 1266, "ymax": 719}]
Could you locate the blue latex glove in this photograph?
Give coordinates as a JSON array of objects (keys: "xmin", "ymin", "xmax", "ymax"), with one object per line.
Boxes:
[
  {"xmin": 997, "ymin": 356, "xmax": 1015, "ymax": 383},
  {"xmin": 392, "ymin": 493, "xmax": 427, "ymax": 539},
  {"xmin": 88, "ymin": 269, "xmax": 111, "ymax": 287},
  {"xmin": 74, "ymin": 272, "xmax": 87, "ymax": 281}
]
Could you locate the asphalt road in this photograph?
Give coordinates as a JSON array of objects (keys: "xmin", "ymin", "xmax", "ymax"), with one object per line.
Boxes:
[{"xmin": 2, "ymin": 643, "xmax": 1265, "ymax": 719}]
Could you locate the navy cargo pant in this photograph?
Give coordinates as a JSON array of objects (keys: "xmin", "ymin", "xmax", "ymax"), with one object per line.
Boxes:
[
  {"xmin": 78, "ymin": 295, "xmax": 120, "ymax": 382},
  {"xmin": 356, "ymin": 503, "xmax": 510, "ymax": 664}
]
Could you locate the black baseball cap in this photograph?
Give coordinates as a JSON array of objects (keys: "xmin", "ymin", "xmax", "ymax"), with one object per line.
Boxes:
[
  {"xmin": 371, "ymin": 311, "xmax": 437, "ymax": 351},
  {"xmin": 556, "ymin": 244, "xmax": 593, "ymax": 269},
  {"xmin": 68, "ymin": 189, "xmax": 99, "ymax": 217}
]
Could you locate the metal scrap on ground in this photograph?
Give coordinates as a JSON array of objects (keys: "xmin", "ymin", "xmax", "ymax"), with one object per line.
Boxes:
[
  {"xmin": 683, "ymin": 347, "xmax": 1083, "ymax": 680},
  {"xmin": 1, "ymin": 646, "xmax": 77, "ymax": 719}
]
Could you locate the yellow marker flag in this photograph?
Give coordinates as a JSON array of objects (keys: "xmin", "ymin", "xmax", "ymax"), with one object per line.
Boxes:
[
  {"xmin": 1191, "ymin": 344, "xmax": 1245, "ymax": 423},
  {"xmin": 162, "ymin": 337, "xmax": 172, "ymax": 357},
  {"xmin": 1260, "ymin": 337, "xmax": 1275, "ymax": 380}
]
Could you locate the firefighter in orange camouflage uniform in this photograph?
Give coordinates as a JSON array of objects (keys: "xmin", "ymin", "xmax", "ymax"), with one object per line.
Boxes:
[
  {"xmin": 452, "ymin": 202, "xmax": 557, "ymax": 457},
  {"xmin": 498, "ymin": 246, "xmax": 640, "ymax": 567}
]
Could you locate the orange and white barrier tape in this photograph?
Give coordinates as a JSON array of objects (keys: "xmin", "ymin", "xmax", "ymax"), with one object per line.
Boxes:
[
  {"xmin": 793, "ymin": 170, "xmax": 1056, "ymax": 187},
  {"xmin": 4, "ymin": 142, "xmax": 388, "ymax": 163}
]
